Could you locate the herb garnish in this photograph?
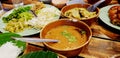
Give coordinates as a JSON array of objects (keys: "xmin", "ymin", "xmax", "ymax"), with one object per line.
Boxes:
[{"xmin": 61, "ymin": 30, "xmax": 76, "ymax": 42}]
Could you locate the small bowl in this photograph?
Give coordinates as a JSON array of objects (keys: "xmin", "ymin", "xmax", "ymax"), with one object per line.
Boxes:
[
  {"xmin": 51, "ymin": 0, "xmax": 68, "ymax": 9},
  {"xmin": 61, "ymin": 4, "xmax": 99, "ymax": 26},
  {"xmin": 40, "ymin": 19, "xmax": 92, "ymax": 57}
]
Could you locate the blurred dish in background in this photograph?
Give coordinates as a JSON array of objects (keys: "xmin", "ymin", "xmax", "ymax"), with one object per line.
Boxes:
[
  {"xmin": 40, "ymin": 0, "xmax": 51, "ymax": 4},
  {"xmin": 1, "ymin": 0, "xmax": 40, "ymax": 10},
  {"xmin": 61, "ymin": 4, "xmax": 99, "ymax": 26},
  {"xmin": 99, "ymin": 4, "xmax": 120, "ymax": 31},
  {"xmin": 52, "ymin": 0, "xmax": 68, "ymax": 8},
  {"xmin": 108, "ymin": 5, "xmax": 120, "ymax": 26},
  {"xmin": 12, "ymin": 0, "xmax": 24, "ymax": 7},
  {"xmin": 0, "ymin": 1, "xmax": 5, "ymax": 17},
  {"xmin": 66, "ymin": 0, "xmax": 86, "ymax": 5}
]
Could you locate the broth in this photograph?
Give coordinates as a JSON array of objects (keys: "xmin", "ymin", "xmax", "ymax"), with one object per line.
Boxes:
[{"xmin": 45, "ymin": 25, "xmax": 87, "ymax": 50}]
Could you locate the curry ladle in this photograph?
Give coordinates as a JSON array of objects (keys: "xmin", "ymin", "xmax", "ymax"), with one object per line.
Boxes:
[{"xmin": 87, "ymin": 0, "xmax": 105, "ymax": 12}]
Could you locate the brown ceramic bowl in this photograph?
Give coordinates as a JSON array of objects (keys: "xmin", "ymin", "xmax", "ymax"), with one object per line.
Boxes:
[
  {"xmin": 40, "ymin": 19, "xmax": 92, "ymax": 57},
  {"xmin": 61, "ymin": 4, "xmax": 99, "ymax": 26}
]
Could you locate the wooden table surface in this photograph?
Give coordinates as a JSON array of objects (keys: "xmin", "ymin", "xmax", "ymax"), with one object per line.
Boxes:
[
  {"xmin": 24, "ymin": 20, "xmax": 120, "ymax": 58},
  {"xmin": 0, "ymin": 0, "xmax": 120, "ymax": 58}
]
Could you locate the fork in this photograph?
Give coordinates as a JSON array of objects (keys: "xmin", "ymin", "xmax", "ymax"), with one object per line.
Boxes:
[{"xmin": 87, "ymin": 0, "xmax": 105, "ymax": 12}]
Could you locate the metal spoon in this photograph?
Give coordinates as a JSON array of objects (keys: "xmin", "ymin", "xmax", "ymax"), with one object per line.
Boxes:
[
  {"xmin": 12, "ymin": 37, "xmax": 59, "ymax": 43},
  {"xmin": 87, "ymin": 0, "xmax": 105, "ymax": 12}
]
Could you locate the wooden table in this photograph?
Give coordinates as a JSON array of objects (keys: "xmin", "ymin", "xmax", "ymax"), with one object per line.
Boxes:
[
  {"xmin": 0, "ymin": 0, "xmax": 120, "ymax": 58},
  {"xmin": 23, "ymin": 19, "xmax": 120, "ymax": 58}
]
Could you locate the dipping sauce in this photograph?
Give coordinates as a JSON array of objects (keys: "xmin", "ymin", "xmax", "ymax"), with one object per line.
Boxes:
[{"xmin": 45, "ymin": 25, "xmax": 87, "ymax": 50}]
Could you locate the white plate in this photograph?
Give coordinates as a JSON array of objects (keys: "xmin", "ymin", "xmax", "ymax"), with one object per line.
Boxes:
[
  {"xmin": 0, "ymin": 4, "xmax": 60, "ymax": 36},
  {"xmin": 99, "ymin": 4, "xmax": 120, "ymax": 31}
]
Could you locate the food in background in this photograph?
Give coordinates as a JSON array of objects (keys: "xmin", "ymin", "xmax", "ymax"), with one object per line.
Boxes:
[
  {"xmin": 2, "ymin": 6, "xmax": 33, "ymax": 33},
  {"xmin": 31, "ymin": 1, "xmax": 45, "ymax": 14},
  {"xmin": 64, "ymin": 8, "xmax": 96, "ymax": 20},
  {"xmin": 2, "ymin": 2, "xmax": 45, "ymax": 33},
  {"xmin": 5, "ymin": 16, "xmax": 32, "ymax": 33},
  {"xmin": 45, "ymin": 25, "xmax": 87, "ymax": 50},
  {"xmin": 2, "ymin": 6, "xmax": 32, "ymax": 23},
  {"xmin": 52, "ymin": 0, "xmax": 68, "ymax": 8},
  {"xmin": 108, "ymin": 6, "xmax": 120, "ymax": 26},
  {"xmin": 27, "ymin": 5, "xmax": 61, "ymax": 29}
]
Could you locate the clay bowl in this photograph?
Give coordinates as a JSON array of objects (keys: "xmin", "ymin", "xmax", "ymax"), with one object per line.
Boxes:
[
  {"xmin": 40, "ymin": 19, "xmax": 92, "ymax": 57},
  {"xmin": 61, "ymin": 4, "xmax": 99, "ymax": 26}
]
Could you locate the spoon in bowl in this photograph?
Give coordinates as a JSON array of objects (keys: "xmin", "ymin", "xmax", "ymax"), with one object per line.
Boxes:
[
  {"xmin": 87, "ymin": 0, "xmax": 105, "ymax": 12},
  {"xmin": 12, "ymin": 37, "xmax": 59, "ymax": 43}
]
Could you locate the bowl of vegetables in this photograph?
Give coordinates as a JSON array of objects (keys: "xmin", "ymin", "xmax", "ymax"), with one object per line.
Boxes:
[{"xmin": 61, "ymin": 4, "xmax": 99, "ymax": 26}]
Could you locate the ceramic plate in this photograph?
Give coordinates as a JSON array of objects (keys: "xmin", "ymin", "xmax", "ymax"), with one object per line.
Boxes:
[
  {"xmin": 99, "ymin": 4, "xmax": 120, "ymax": 31},
  {"xmin": 0, "ymin": 4, "xmax": 60, "ymax": 36}
]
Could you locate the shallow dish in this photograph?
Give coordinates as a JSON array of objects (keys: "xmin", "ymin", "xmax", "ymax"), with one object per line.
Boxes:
[
  {"xmin": 0, "ymin": 4, "xmax": 60, "ymax": 36},
  {"xmin": 99, "ymin": 4, "xmax": 120, "ymax": 31}
]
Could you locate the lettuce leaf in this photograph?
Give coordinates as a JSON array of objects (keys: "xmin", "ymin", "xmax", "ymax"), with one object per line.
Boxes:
[{"xmin": 19, "ymin": 51, "xmax": 58, "ymax": 58}]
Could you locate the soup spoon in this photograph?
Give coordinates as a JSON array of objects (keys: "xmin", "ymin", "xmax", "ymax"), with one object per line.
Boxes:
[
  {"xmin": 87, "ymin": 0, "xmax": 105, "ymax": 12},
  {"xmin": 11, "ymin": 37, "xmax": 59, "ymax": 43}
]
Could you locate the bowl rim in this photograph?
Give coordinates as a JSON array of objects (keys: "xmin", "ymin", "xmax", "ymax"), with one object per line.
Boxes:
[
  {"xmin": 61, "ymin": 3, "xmax": 100, "ymax": 21},
  {"xmin": 40, "ymin": 19, "xmax": 92, "ymax": 51}
]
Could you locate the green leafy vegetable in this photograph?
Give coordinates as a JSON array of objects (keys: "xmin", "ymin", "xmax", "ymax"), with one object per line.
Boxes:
[
  {"xmin": 61, "ymin": 30, "xmax": 76, "ymax": 42},
  {"xmin": 0, "ymin": 33, "xmax": 26, "ymax": 50},
  {"xmin": 19, "ymin": 51, "xmax": 58, "ymax": 58},
  {"xmin": 2, "ymin": 6, "xmax": 31, "ymax": 23},
  {"xmin": 19, "ymin": 12, "xmax": 33, "ymax": 21}
]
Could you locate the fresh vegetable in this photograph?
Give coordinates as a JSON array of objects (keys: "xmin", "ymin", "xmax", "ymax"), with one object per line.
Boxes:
[
  {"xmin": 3, "ymin": 11, "xmax": 33, "ymax": 33},
  {"xmin": 61, "ymin": 30, "xmax": 77, "ymax": 42},
  {"xmin": 2, "ymin": 6, "xmax": 31, "ymax": 23},
  {"xmin": 5, "ymin": 18, "xmax": 32, "ymax": 33},
  {"xmin": 19, "ymin": 51, "xmax": 58, "ymax": 58},
  {"xmin": 0, "ymin": 33, "xmax": 26, "ymax": 50},
  {"xmin": 19, "ymin": 12, "xmax": 33, "ymax": 21},
  {"xmin": 2, "ymin": 6, "xmax": 33, "ymax": 33}
]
